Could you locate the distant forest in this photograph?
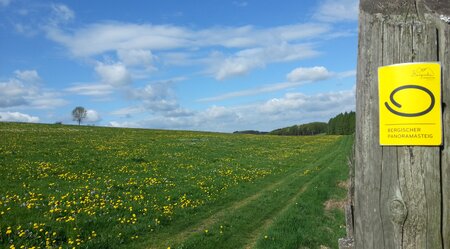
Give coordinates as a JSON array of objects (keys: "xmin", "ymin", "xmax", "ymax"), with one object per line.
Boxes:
[
  {"xmin": 327, "ymin": 111, "xmax": 355, "ymax": 135},
  {"xmin": 234, "ymin": 111, "xmax": 355, "ymax": 136},
  {"xmin": 269, "ymin": 122, "xmax": 328, "ymax": 136}
]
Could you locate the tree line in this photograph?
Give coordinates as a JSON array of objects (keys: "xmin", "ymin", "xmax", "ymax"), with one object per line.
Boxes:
[
  {"xmin": 327, "ymin": 111, "xmax": 355, "ymax": 135},
  {"xmin": 260, "ymin": 111, "xmax": 355, "ymax": 136},
  {"xmin": 269, "ymin": 122, "xmax": 328, "ymax": 136}
]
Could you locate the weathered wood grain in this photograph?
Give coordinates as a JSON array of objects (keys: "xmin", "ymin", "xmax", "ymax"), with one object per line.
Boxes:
[
  {"xmin": 355, "ymin": 0, "xmax": 450, "ymax": 248},
  {"xmin": 439, "ymin": 20, "xmax": 450, "ymax": 249},
  {"xmin": 355, "ymin": 10, "xmax": 384, "ymax": 249},
  {"xmin": 361, "ymin": 0, "xmax": 450, "ymax": 16}
]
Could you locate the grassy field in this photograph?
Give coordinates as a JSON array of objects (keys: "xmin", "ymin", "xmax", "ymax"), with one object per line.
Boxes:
[{"xmin": 0, "ymin": 122, "xmax": 353, "ymax": 249}]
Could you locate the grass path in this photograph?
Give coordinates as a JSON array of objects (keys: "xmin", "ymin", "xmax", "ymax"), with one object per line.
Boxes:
[
  {"xmin": 142, "ymin": 135, "xmax": 352, "ymax": 249},
  {"xmin": 243, "ymin": 179, "xmax": 312, "ymax": 249},
  {"xmin": 245, "ymin": 136, "xmax": 352, "ymax": 249},
  {"xmin": 255, "ymin": 135, "xmax": 353, "ymax": 249},
  {"xmin": 145, "ymin": 166, "xmax": 288, "ymax": 249},
  {"xmin": 143, "ymin": 152, "xmax": 313, "ymax": 249}
]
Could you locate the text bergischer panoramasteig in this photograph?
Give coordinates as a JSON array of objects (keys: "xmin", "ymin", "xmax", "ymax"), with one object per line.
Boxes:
[{"xmin": 387, "ymin": 127, "xmax": 433, "ymax": 139}]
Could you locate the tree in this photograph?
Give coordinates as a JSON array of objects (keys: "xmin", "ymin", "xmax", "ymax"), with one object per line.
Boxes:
[{"xmin": 72, "ymin": 106, "xmax": 87, "ymax": 125}]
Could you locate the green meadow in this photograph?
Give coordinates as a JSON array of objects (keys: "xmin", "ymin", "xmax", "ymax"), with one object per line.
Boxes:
[{"xmin": 0, "ymin": 122, "xmax": 353, "ymax": 249}]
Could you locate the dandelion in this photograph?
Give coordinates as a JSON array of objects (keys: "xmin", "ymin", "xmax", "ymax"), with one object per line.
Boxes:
[{"xmin": 6, "ymin": 227, "xmax": 12, "ymax": 235}]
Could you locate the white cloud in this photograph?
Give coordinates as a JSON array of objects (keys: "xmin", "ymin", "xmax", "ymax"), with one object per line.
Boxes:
[
  {"xmin": 109, "ymin": 87, "xmax": 355, "ymax": 132},
  {"xmin": 46, "ymin": 23, "xmax": 191, "ymax": 57},
  {"xmin": 199, "ymin": 68, "xmax": 355, "ymax": 102},
  {"xmin": 164, "ymin": 108, "xmax": 195, "ymax": 117},
  {"xmin": 45, "ymin": 22, "xmax": 329, "ymax": 64},
  {"xmin": 42, "ymin": 20, "xmax": 339, "ymax": 80},
  {"xmin": 214, "ymin": 56, "xmax": 262, "ymax": 80},
  {"xmin": 46, "ymin": 22, "xmax": 330, "ymax": 57},
  {"xmin": 314, "ymin": 0, "xmax": 359, "ymax": 22},
  {"xmin": 259, "ymin": 90, "xmax": 354, "ymax": 115},
  {"xmin": 14, "ymin": 70, "xmax": 41, "ymax": 83},
  {"xmin": 197, "ymin": 23, "xmax": 330, "ymax": 49},
  {"xmin": 198, "ymin": 81, "xmax": 300, "ymax": 102},
  {"xmin": 161, "ymin": 52, "xmax": 194, "ymax": 66},
  {"xmin": 0, "ymin": 70, "xmax": 67, "ymax": 109},
  {"xmin": 29, "ymin": 92, "xmax": 67, "ymax": 109},
  {"xmin": 65, "ymin": 83, "xmax": 115, "ymax": 96},
  {"xmin": 130, "ymin": 85, "xmax": 178, "ymax": 112},
  {"xmin": 0, "ymin": 79, "xmax": 33, "ymax": 107},
  {"xmin": 212, "ymin": 43, "xmax": 320, "ymax": 80},
  {"xmin": 0, "ymin": 112, "xmax": 39, "ymax": 123},
  {"xmin": 117, "ymin": 49, "xmax": 155, "ymax": 67},
  {"xmin": 286, "ymin": 66, "xmax": 333, "ymax": 82},
  {"xmin": 95, "ymin": 62, "xmax": 132, "ymax": 86},
  {"xmin": 111, "ymin": 77, "xmax": 188, "ymax": 118},
  {"xmin": 123, "ymin": 81, "xmax": 180, "ymax": 114},
  {"xmin": 85, "ymin": 109, "xmax": 101, "ymax": 122},
  {"xmin": 204, "ymin": 105, "xmax": 239, "ymax": 120}
]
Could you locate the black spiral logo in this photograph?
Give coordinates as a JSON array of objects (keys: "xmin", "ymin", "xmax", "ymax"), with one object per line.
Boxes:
[{"xmin": 384, "ymin": 85, "xmax": 435, "ymax": 117}]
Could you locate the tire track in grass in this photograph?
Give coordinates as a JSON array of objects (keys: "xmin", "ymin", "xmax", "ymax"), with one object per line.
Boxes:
[
  {"xmin": 243, "ymin": 136, "xmax": 350, "ymax": 249},
  {"xmin": 146, "ymin": 137, "xmax": 347, "ymax": 249},
  {"xmin": 243, "ymin": 182, "xmax": 312, "ymax": 249},
  {"xmin": 243, "ymin": 156, "xmax": 339, "ymax": 248},
  {"xmin": 146, "ymin": 164, "xmax": 309, "ymax": 249}
]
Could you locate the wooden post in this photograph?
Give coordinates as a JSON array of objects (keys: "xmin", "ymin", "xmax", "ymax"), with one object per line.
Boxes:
[{"xmin": 355, "ymin": 0, "xmax": 450, "ymax": 248}]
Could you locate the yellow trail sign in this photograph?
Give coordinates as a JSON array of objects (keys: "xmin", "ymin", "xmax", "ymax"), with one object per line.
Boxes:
[{"xmin": 378, "ymin": 62, "xmax": 442, "ymax": 146}]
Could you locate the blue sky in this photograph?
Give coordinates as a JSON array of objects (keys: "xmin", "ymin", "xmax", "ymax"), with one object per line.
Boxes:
[{"xmin": 0, "ymin": 0, "xmax": 358, "ymax": 132}]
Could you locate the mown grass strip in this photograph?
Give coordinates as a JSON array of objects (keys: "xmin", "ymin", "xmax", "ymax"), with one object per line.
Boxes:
[
  {"xmin": 166, "ymin": 136, "xmax": 352, "ymax": 249},
  {"xmin": 255, "ymin": 135, "xmax": 353, "ymax": 249},
  {"xmin": 135, "ymin": 136, "xmax": 344, "ymax": 249}
]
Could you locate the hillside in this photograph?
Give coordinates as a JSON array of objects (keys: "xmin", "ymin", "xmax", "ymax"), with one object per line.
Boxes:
[{"xmin": 0, "ymin": 122, "xmax": 353, "ymax": 249}]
